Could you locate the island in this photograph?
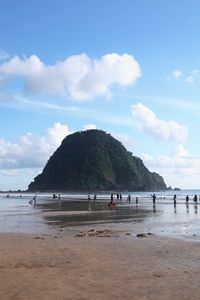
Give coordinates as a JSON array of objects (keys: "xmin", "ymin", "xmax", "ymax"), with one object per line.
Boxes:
[{"xmin": 28, "ymin": 129, "xmax": 166, "ymax": 192}]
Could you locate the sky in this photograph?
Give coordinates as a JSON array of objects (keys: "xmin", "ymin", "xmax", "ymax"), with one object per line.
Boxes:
[{"xmin": 0, "ymin": 0, "xmax": 200, "ymax": 190}]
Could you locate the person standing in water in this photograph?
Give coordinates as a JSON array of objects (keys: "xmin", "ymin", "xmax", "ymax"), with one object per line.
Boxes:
[
  {"xmin": 173, "ymin": 194, "xmax": 177, "ymax": 205},
  {"xmin": 152, "ymin": 194, "xmax": 156, "ymax": 204},
  {"xmin": 193, "ymin": 194, "xmax": 198, "ymax": 203}
]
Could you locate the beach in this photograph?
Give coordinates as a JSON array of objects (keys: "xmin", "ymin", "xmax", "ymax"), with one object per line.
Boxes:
[
  {"xmin": 1, "ymin": 193, "xmax": 200, "ymax": 299},
  {"xmin": 0, "ymin": 223, "xmax": 200, "ymax": 300}
]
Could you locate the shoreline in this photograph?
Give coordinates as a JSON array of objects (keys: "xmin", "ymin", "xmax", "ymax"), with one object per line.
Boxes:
[{"xmin": 1, "ymin": 223, "xmax": 200, "ymax": 300}]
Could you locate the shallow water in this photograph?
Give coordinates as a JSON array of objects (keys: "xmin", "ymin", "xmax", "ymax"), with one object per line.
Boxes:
[{"xmin": 0, "ymin": 191, "xmax": 200, "ymax": 240}]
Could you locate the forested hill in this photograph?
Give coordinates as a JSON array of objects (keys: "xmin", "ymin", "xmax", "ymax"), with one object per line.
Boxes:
[{"xmin": 28, "ymin": 129, "xmax": 166, "ymax": 192}]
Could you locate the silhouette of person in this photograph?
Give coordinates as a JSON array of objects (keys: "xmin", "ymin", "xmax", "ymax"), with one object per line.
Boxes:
[
  {"xmin": 29, "ymin": 195, "xmax": 36, "ymax": 207},
  {"xmin": 173, "ymin": 194, "xmax": 177, "ymax": 205},
  {"xmin": 127, "ymin": 194, "xmax": 131, "ymax": 203},
  {"xmin": 111, "ymin": 193, "xmax": 114, "ymax": 201},
  {"xmin": 136, "ymin": 197, "xmax": 138, "ymax": 205},
  {"xmin": 152, "ymin": 194, "xmax": 156, "ymax": 204},
  {"xmin": 193, "ymin": 195, "xmax": 198, "ymax": 203},
  {"xmin": 108, "ymin": 194, "xmax": 117, "ymax": 207},
  {"xmin": 186, "ymin": 195, "xmax": 189, "ymax": 204}
]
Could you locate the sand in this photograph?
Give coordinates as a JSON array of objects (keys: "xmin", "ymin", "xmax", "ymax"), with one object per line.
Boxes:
[{"xmin": 0, "ymin": 224, "xmax": 200, "ymax": 300}]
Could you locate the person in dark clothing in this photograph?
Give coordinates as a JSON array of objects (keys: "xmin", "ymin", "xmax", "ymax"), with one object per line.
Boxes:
[
  {"xmin": 173, "ymin": 194, "xmax": 177, "ymax": 205},
  {"xmin": 152, "ymin": 194, "xmax": 156, "ymax": 204},
  {"xmin": 193, "ymin": 195, "xmax": 198, "ymax": 203}
]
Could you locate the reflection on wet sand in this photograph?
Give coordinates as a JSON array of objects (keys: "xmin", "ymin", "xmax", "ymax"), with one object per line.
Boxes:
[
  {"xmin": 174, "ymin": 203, "xmax": 177, "ymax": 214},
  {"xmin": 43, "ymin": 200, "xmax": 153, "ymax": 228},
  {"xmin": 23, "ymin": 196, "xmax": 200, "ymax": 230},
  {"xmin": 186, "ymin": 203, "xmax": 189, "ymax": 214},
  {"xmin": 194, "ymin": 203, "xmax": 198, "ymax": 214}
]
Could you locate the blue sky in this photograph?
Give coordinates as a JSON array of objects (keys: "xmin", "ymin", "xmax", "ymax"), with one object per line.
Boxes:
[{"xmin": 0, "ymin": 0, "xmax": 200, "ymax": 190}]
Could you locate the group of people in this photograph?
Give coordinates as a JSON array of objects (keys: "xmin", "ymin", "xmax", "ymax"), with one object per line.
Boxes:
[
  {"xmin": 108, "ymin": 193, "xmax": 132, "ymax": 207},
  {"xmin": 109, "ymin": 192, "xmax": 199, "ymax": 206},
  {"xmin": 87, "ymin": 193, "xmax": 97, "ymax": 200},
  {"xmin": 173, "ymin": 194, "xmax": 199, "ymax": 205},
  {"xmin": 185, "ymin": 194, "xmax": 198, "ymax": 203},
  {"xmin": 152, "ymin": 194, "xmax": 199, "ymax": 205},
  {"xmin": 53, "ymin": 193, "xmax": 61, "ymax": 199}
]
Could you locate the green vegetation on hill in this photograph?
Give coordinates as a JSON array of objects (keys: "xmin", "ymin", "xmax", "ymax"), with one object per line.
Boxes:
[{"xmin": 28, "ymin": 130, "xmax": 166, "ymax": 191}]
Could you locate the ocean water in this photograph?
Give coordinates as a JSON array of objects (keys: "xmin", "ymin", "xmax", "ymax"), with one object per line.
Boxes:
[{"xmin": 0, "ymin": 190, "xmax": 200, "ymax": 240}]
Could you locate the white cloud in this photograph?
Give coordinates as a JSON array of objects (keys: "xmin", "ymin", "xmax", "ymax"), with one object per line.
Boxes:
[
  {"xmin": 47, "ymin": 122, "xmax": 72, "ymax": 147},
  {"xmin": 0, "ymin": 123, "xmax": 72, "ymax": 170},
  {"xmin": 142, "ymin": 144, "xmax": 200, "ymax": 188},
  {"xmin": 131, "ymin": 103, "xmax": 188, "ymax": 142},
  {"xmin": 82, "ymin": 124, "xmax": 97, "ymax": 131},
  {"xmin": 0, "ymin": 53, "xmax": 141, "ymax": 101},
  {"xmin": 169, "ymin": 69, "xmax": 183, "ymax": 80}
]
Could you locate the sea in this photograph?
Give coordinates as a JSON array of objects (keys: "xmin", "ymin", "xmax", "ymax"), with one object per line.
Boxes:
[{"xmin": 0, "ymin": 190, "xmax": 200, "ymax": 241}]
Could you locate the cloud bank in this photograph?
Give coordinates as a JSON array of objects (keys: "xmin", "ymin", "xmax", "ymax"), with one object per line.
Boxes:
[
  {"xmin": 142, "ymin": 144, "xmax": 200, "ymax": 188},
  {"xmin": 0, "ymin": 53, "xmax": 141, "ymax": 101},
  {"xmin": 0, "ymin": 123, "xmax": 72, "ymax": 170},
  {"xmin": 131, "ymin": 103, "xmax": 188, "ymax": 142}
]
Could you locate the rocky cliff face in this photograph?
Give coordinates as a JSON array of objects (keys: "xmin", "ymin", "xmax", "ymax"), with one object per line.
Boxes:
[{"xmin": 28, "ymin": 129, "xmax": 166, "ymax": 191}]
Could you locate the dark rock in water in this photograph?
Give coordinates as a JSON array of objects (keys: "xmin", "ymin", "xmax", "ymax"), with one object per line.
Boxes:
[
  {"xmin": 28, "ymin": 129, "xmax": 166, "ymax": 192},
  {"xmin": 174, "ymin": 187, "xmax": 181, "ymax": 191}
]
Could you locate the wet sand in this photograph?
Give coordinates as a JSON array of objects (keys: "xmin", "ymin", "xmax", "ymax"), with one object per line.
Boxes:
[{"xmin": 0, "ymin": 224, "xmax": 200, "ymax": 300}]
